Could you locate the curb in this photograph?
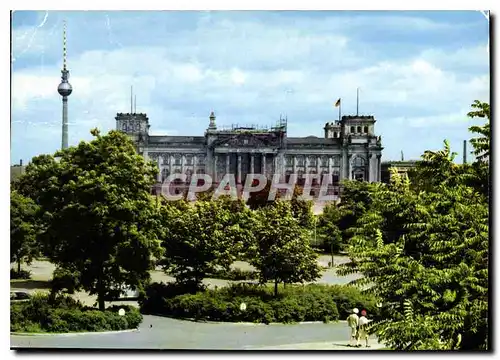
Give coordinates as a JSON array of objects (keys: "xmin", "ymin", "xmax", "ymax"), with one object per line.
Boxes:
[
  {"xmin": 10, "ymin": 328, "xmax": 139, "ymax": 337},
  {"xmin": 151, "ymin": 315, "xmax": 346, "ymax": 326}
]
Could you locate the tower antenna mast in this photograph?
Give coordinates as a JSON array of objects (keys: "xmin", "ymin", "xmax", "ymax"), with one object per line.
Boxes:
[{"xmin": 57, "ymin": 20, "xmax": 73, "ymax": 150}]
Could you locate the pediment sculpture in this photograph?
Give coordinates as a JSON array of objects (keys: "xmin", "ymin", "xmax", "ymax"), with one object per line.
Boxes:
[{"xmin": 213, "ymin": 134, "xmax": 276, "ymax": 148}]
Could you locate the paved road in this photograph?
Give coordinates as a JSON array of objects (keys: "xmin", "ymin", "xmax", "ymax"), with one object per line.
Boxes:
[{"xmin": 11, "ymin": 315, "xmax": 381, "ymax": 350}]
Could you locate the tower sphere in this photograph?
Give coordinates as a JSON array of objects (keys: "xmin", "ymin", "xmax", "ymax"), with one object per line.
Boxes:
[{"xmin": 58, "ymin": 81, "xmax": 72, "ymax": 96}]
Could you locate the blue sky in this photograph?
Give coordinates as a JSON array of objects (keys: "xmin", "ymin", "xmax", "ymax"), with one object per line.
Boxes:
[{"xmin": 11, "ymin": 10, "xmax": 489, "ymax": 165}]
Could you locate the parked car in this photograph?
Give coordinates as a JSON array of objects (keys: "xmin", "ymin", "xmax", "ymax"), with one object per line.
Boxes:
[
  {"xmin": 104, "ymin": 286, "xmax": 140, "ymax": 301},
  {"xmin": 10, "ymin": 291, "xmax": 31, "ymax": 301}
]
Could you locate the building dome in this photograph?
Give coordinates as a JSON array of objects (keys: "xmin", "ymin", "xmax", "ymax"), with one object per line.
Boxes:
[{"xmin": 58, "ymin": 81, "xmax": 72, "ymax": 96}]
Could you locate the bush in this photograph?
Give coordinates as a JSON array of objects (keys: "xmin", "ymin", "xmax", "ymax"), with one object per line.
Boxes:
[
  {"xmin": 10, "ymin": 268, "xmax": 32, "ymax": 279},
  {"xmin": 10, "ymin": 294, "xmax": 143, "ymax": 333},
  {"xmin": 138, "ymin": 281, "xmax": 204, "ymax": 314},
  {"xmin": 139, "ymin": 282, "xmax": 374, "ymax": 324},
  {"xmin": 207, "ymin": 268, "xmax": 258, "ymax": 281}
]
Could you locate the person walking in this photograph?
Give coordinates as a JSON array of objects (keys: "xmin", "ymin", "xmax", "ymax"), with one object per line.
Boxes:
[
  {"xmin": 346, "ymin": 308, "xmax": 359, "ymax": 346},
  {"xmin": 357, "ymin": 309, "xmax": 370, "ymax": 348}
]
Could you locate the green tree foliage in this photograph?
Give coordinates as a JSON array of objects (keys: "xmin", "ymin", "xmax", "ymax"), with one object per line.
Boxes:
[
  {"xmin": 337, "ymin": 180, "xmax": 381, "ymax": 244},
  {"xmin": 467, "ymin": 100, "xmax": 490, "ymax": 162},
  {"xmin": 246, "ymin": 179, "xmax": 280, "ymax": 210},
  {"xmin": 290, "ymin": 185, "xmax": 314, "ymax": 229},
  {"xmin": 14, "ymin": 129, "xmax": 164, "ymax": 311},
  {"xmin": 161, "ymin": 196, "xmax": 255, "ymax": 287},
  {"xmin": 338, "ymin": 102, "xmax": 489, "ymax": 350},
  {"xmin": 249, "ymin": 201, "xmax": 321, "ymax": 296},
  {"xmin": 316, "ymin": 202, "xmax": 343, "ymax": 255},
  {"xmin": 10, "ymin": 190, "xmax": 41, "ymax": 273}
]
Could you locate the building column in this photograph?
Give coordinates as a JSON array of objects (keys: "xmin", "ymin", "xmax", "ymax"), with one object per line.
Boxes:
[
  {"xmin": 226, "ymin": 153, "xmax": 230, "ymax": 177},
  {"xmin": 316, "ymin": 156, "xmax": 320, "ymax": 175},
  {"xmin": 293, "ymin": 156, "xmax": 297, "ymax": 175},
  {"xmin": 348, "ymin": 154, "xmax": 353, "ymax": 180},
  {"xmin": 181, "ymin": 154, "xmax": 185, "ymax": 175},
  {"xmin": 214, "ymin": 155, "xmax": 218, "ymax": 182},
  {"xmin": 367, "ymin": 153, "xmax": 372, "ymax": 182},
  {"xmin": 377, "ymin": 155, "xmax": 382, "ymax": 182},
  {"xmin": 206, "ymin": 150, "xmax": 213, "ymax": 181},
  {"xmin": 157, "ymin": 156, "xmax": 162, "ymax": 183},
  {"xmin": 237, "ymin": 154, "xmax": 242, "ymax": 184},
  {"xmin": 169, "ymin": 154, "xmax": 174, "ymax": 176},
  {"xmin": 250, "ymin": 153, "xmax": 255, "ymax": 175},
  {"xmin": 262, "ymin": 153, "xmax": 266, "ymax": 177},
  {"xmin": 193, "ymin": 155, "xmax": 198, "ymax": 175}
]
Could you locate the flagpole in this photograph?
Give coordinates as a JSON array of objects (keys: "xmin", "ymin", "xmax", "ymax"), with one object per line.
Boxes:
[
  {"xmin": 356, "ymin": 88, "xmax": 359, "ymax": 116},
  {"xmin": 339, "ymin": 98, "xmax": 341, "ymax": 121}
]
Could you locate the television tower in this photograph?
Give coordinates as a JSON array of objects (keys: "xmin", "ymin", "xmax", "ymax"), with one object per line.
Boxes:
[{"xmin": 57, "ymin": 21, "xmax": 72, "ymax": 150}]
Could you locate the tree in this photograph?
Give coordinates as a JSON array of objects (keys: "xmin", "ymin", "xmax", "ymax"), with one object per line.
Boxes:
[
  {"xmin": 337, "ymin": 180, "xmax": 381, "ymax": 244},
  {"xmin": 10, "ymin": 190, "xmax": 41, "ymax": 273},
  {"xmin": 290, "ymin": 185, "xmax": 314, "ymax": 229},
  {"xmin": 250, "ymin": 201, "xmax": 321, "ymax": 296},
  {"xmin": 246, "ymin": 179, "xmax": 280, "ymax": 210},
  {"xmin": 467, "ymin": 100, "xmax": 490, "ymax": 162},
  {"xmin": 338, "ymin": 104, "xmax": 489, "ymax": 350},
  {"xmin": 317, "ymin": 202, "xmax": 343, "ymax": 263},
  {"xmin": 14, "ymin": 129, "xmax": 164, "ymax": 311},
  {"xmin": 161, "ymin": 196, "xmax": 254, "ymax": 287}
]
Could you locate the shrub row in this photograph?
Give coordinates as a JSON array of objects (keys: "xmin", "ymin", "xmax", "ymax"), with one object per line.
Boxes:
[
  {"xmin": 207, "ymin": 268, "xmax": 258, "ymax": 281},
  {"xmin": 10, "ymin": 268, "xmax": 32, "ymax": 280},
  {"xmin": 139, "ymin": 282, "xmax": 380, "ymax": 324},
  {"xmin": 10, "ymin": 293, "xmax": 142, "ymax": 333}
]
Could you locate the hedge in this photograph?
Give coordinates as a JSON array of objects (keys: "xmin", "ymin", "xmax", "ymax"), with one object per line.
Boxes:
[
  {"xmin": 139, "ymin": 282, "xmax": 380, "ymax": 324},
  {"xmin": 10, "ymin": 268, "xmax": 32, "ymax": 280},
  {"xmin": 207, "ymin": 268, "xmax": 258, "ymax": 281},
  {"xmin": 10, "ymin": 293, "xmax": 142, "ymax": 333}
]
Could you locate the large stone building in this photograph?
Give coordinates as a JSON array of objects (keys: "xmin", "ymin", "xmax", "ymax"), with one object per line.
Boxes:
[{"xmin": 116, "ymin": 111, "xmax": 384, "ymax": 196}]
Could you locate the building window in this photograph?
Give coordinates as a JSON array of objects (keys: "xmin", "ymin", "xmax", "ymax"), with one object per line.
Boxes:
[
  {"xmin": 174, "ymin": 155, "xmax": 181, "ymax": 165},
  {"xmin": 354, "ymin": 172, "xmax": 364, "ymax": 181},
  {"xmin": 357, "ymin": 126, "xmax": 361, "ymax": 133},
  {"xmin": 161, "ymin": 168, "xmax": 170, "ymax": 182},
  {"xmin": 350, "ymin": 126, "xmax": 355, "ymax": 133},
  {"xmin": 364, "ymin": 126, "xmax": 368, "ymax": 133},
  {"xmin": 353, "ymin": 157, "xmax": 365, "ymax": 167},
  {"xmin": 185, "ymin": 156, "xmax": 193, "ymax": 166},
  {"xmin": 333, "ymin": 132, "xmax": 337, "ymax": 138},
  {"xmin": 332, "ymin": 173, "xmax": 339, "ymax": 184},
  {"xmin": 297, "ymin": 156, "xmax": 305, "ymax": 166},
  {"xmin": 322, "ymin": 157, "xmax": 328, "ymax": 167}
]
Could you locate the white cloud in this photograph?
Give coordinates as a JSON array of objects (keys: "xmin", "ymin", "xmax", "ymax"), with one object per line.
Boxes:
[{"xmin": 10, "ymin": 11, "xmax": 490, "ymax": 163}]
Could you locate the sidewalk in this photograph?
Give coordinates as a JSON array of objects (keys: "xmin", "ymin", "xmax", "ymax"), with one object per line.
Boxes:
[{"xmin": 246, "ymin": 340, "xmax": 386, "ymax": 350}]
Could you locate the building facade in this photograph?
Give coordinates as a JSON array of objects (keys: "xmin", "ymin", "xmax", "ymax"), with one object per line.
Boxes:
[
  {"xmin": 380, "ymin": 160, "xmax": 418, "ymax": 184},
  {"xmin": 116, "ymin": 111, "xmax": 384, "ymax": 196}
]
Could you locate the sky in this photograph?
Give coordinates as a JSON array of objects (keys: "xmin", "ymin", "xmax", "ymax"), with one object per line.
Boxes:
[{"xmin": 11, "ymin": 10, "xmax": 490, "ymax": 165}]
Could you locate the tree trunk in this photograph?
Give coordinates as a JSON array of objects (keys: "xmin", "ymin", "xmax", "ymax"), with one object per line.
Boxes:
[
  {"xmin": 98, "ymin": 293, "xmax": 105, "ymax": 311},
  {"xmin": 331, "ymin": 241, "xmax": 334, "ymax": 268},
  {"xmin": 274, "ymin": 279, "xmax": 278, "ymax": 297},
  {"xmin": 97, "ymin": 269, "xmax": 105, "ymax": 311},
  {"xmin": 17, "ymin": 259, "xmax": 21, "ymax": 273}
]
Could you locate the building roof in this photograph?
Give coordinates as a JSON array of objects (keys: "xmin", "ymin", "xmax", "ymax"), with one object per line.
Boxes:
[
  {"xmin": 148, "ymin": 136, "xmax": 206, "ymax": 144},
  {"xmin": 286, "ymin": 136, "xmax": 338, "ymax": 145}
]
